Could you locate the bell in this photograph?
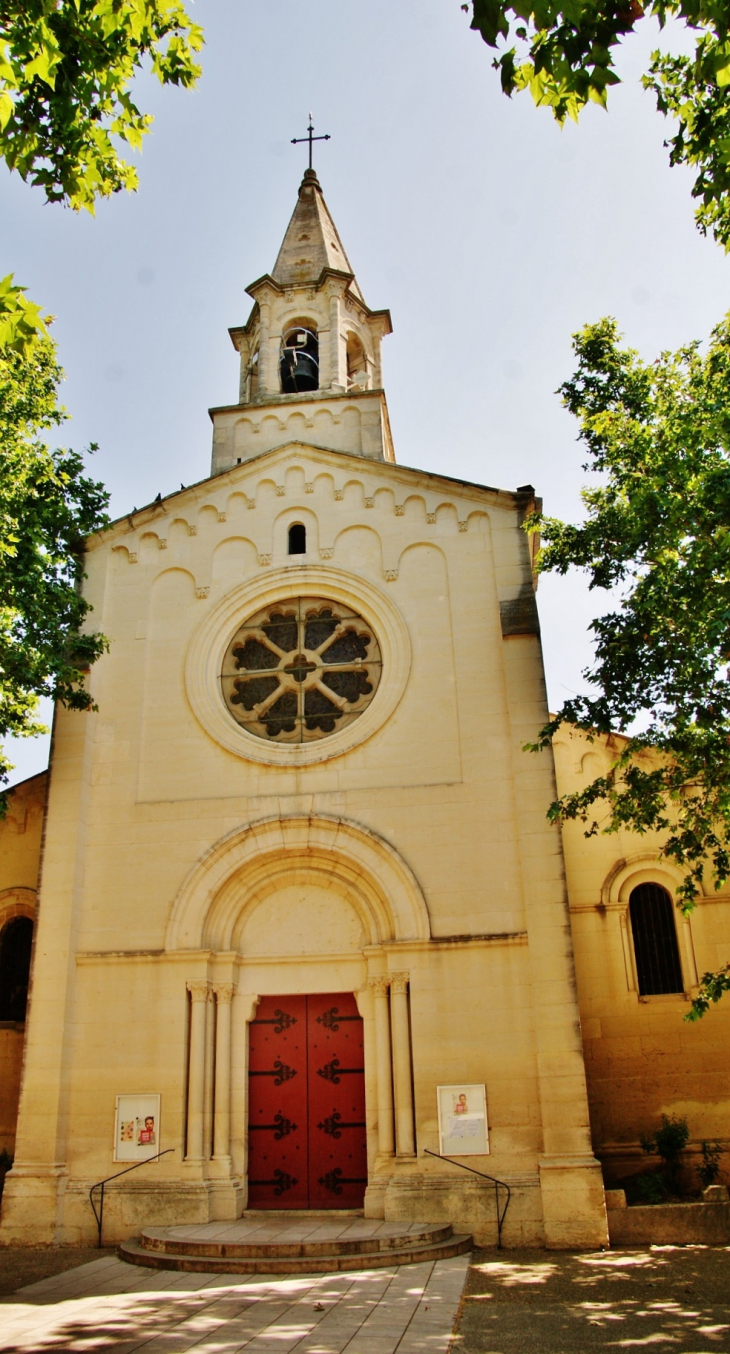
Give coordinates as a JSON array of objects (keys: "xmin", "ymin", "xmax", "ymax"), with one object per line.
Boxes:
[{"xmin": 280, "ymin": 348, "xmax": 319, "ymax": 393}]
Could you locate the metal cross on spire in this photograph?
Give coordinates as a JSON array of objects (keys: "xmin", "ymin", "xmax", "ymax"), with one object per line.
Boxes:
[{"xmin": 291, "ymin": 114, "xmax": 330, "ymax": 171}]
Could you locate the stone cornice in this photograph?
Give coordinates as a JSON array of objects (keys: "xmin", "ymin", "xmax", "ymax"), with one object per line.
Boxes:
[{"xmin": 87, "ymin": 439, "xmax": 533, "ymax": 552}]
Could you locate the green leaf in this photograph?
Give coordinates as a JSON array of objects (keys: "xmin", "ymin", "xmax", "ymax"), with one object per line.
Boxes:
[{"xmin": 0, "ymin": 92, "xmax": 14, "ymax": 131}]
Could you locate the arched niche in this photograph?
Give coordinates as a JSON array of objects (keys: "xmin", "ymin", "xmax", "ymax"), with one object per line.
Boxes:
[
  {"xmin": 272, "ymin": 505, "xmax": 319, "ymax": 560},
  {"xmin": 229, "ymin": 865, "xmax": 370, "ymax": 957},
  {"xmin": 601, "ymin": 853, "xmax": 707, "ymax": 908},
  {"xmin": 165, "ymin": 813, "xmax": 431, "ymax": 952},
  {"xmin": 211, "ymin": 537, "xmax": 258, "ymax": 588},
  {"xmin": 333, "ymin": 525, "xmax": 383, "ymax": 576}
]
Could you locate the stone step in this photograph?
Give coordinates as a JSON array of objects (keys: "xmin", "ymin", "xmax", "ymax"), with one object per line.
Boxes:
[
  {"xmin": 118, "ymin": 1232, "xmax": 473, "ymax": 1275},
  {"xmin": 137, "ymin": 1219, "xmax": 454, "ymax": 1259},
  {"xmin": 242, "ymin": 1208, "xmax": 364, "ymax": 1218}
]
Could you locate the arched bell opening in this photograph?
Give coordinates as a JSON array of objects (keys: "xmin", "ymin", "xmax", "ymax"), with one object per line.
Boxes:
[
  {"xmin": 346, "ymin": 333, "xmax": 369, "ymax": 390},
  {"xmin": 280, "ymin": 325, "xmax": 319, "ymax": 393}
]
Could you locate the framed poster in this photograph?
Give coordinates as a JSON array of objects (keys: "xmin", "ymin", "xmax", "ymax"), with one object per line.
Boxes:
[
  {"xmin": 114, "ymin": 1094, "xmax": 161, "ymax": 1162},
  {"xmin": 437, "ymin": 1084, "xmax": 489, "ymax": 1156}
]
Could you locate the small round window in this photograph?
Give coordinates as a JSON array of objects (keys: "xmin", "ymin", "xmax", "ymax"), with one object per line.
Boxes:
[{"xmin": 221, "ymin": 597, "xmax": 382, "ymax": 743}]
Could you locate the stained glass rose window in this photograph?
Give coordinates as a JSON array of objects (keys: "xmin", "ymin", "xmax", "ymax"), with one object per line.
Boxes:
[{"xmin": 221, "ymin": 597, "xmax": 382, "ymax": 742}]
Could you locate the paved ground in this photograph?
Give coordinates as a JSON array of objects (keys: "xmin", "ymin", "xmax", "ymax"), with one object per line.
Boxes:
[
  {"xmin": 453, "ymin": 1245, "xmax": 730, "ymax": 1352},
  {"xmin": 0, "ymin": 1251, "xmax": 469, "ymax": 1353},
  {"xmin": 0, "ymin": 1248, "xmax": 115, "ymax": 1298},
  {"xmin": 3, "ymin": 1244, "xmax": 730, "ymax": 1352}
]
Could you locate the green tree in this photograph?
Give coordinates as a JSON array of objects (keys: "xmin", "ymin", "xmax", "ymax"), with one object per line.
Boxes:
[
  {"xmin": 0, "ymin": 322, "xmax": 109, "ymax": 794},
  {"xmin": 0, "ymin": 1, "xmax": 202, "ymax": 782},
  {"xmin": 465, "ymin": 0, "xmax": 730, "ymax": 247},
  {"xmin": 0, "ymin": 1, "xmax": 203, "ymax": 342},
  {"xmin": 528, "ymin": 313, "xmax": 730, "ymax": 1017},
  {"xmin": 1, "ymin": 0, "xmax": 203, "ymax": 212}
]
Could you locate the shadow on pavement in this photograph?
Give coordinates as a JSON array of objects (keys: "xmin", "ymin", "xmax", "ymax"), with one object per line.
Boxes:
[{"xmin": 453, "ymin": 1245, "xmax": 730, "ymax": 1352}]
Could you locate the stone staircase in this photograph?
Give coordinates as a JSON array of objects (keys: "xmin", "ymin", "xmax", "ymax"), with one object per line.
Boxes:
[{"xmin": 119, "ymin": 1212, "xmax": 473, "ymax": 1274}]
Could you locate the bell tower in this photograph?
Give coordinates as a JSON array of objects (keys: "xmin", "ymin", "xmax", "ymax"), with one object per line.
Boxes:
[{"xmin": 209, "ymin": 169, "xmax": 394, "ymax": 474}]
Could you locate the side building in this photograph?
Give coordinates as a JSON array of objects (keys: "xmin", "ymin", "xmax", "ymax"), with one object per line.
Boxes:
[{"xmin": 554, "ymin": 726, "xmax": 730, "ymax": 1187}]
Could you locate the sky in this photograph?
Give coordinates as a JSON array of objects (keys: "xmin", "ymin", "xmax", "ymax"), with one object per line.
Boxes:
[{"xmin": 2, "ymin": 0, "xmax": 729, "ymax": 785}]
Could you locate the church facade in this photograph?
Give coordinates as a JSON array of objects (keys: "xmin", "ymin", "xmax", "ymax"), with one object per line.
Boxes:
[{"xmin": 1, "ymin": 170, "xmax": 728, "ymax": 1249}]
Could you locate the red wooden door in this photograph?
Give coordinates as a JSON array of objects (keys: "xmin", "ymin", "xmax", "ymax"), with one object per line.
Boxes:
[
  {"xmin": 247, "ymin": 995, "xmax": 308, "ymax": 1207},
  {"xmin": 248, "ymin": 993, "xmax": 367, "ymax": 1209},
  {"xmin": 308, "ymin": 992, "xmax": 368, "ymax": 1208}
]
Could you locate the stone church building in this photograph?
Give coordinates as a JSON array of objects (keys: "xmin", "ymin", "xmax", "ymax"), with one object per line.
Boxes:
[{"xmin": 1, "ymin": 169, "xmax": 728, "ymax": 1251}]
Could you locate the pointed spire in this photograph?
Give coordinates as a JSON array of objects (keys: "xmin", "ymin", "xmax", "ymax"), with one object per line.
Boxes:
[{"xmin": 271, "ymin": 170, "xmax": 363, "ymax": 300}]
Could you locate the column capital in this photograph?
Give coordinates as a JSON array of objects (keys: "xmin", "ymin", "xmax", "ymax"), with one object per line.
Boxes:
[
  {"xmin": 187, "ymin": 980, "xmax": 210, "ymax": 1003},
  {"xmin": 212, "ymin": 982, "xmax": 236, "ymax": 1005},
  {"xmin": 368, "ymin": 975, "xmax": 391, "ymax": 998},
  {"xmin": 390, "ymin": 972, "xmax": 409, "ymax": 995},
  {"xmin": 238, "ymin": 992, "xmax": 260, "ymax": 1023}
]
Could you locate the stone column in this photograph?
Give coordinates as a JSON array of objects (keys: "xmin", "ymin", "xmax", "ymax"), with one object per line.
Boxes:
[
  {"xmin": 682, "ymin": 917, "xmax": 699, "ymax": 988},
  {"xmin": 203, "ymin": 987, "xmax": 215, "ymax": 1160},
  {"xmin": 390, "ymin": 973, "xmax": 415, "ymax": 1157},
  {"xmin": 318, "ymin": 323, "xmax": 332, "ymax": 388},
  {"xmin": 237, "ymin": 337, "xmax": 250, "ymax": 402},
  {"xmin": 212, "ymin": 983, "xmax": 236, "ymax": 1162},
  {"xmin": 186, "ymin": 980, "xmax": 209, "ymax": 1161},
  {"xmin": 371, "ymin": 329, "xmax": 383, "ymax": 390},
  {"xmin": 257, "ymin": 301, "xmax": 271, "ymax": 394},
  {"xmin": 329, "ymin": 292, "xmax": 343, "ymax": 389},
  {"xmin": 619, "ymin": 909, "xmax": 637, "ymax": 990},
  {"xmin": 369, "ymin": 976, "xmax": 394, "ymax": 1157}
]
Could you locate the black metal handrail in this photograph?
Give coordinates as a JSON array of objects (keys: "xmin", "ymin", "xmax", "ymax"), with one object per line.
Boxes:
[
  {"xmin": 424, "ymin": 1148, "xmax": 511, "ymax": 1248},
  {"xmin": 89, "ymin": 1148, "xmax": 174, "ymax": 1247}
]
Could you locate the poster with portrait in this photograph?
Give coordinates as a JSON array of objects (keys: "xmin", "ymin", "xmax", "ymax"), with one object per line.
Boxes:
[
  {"xmin": 437, "ymin": 1084, "xmax": 489, "ymax": 1156},
  {"xmin": 114, "ymin": 1095, "xmax": 161, "ymax": 1162}
]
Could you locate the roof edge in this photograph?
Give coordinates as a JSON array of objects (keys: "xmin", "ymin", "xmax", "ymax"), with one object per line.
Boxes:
[{"xmin": 88, "ymin": 444, "xmax": 537, "ymax": 551}]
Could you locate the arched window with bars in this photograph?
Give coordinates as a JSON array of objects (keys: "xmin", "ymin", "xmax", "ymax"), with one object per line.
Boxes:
[{"xmin": 629, "ymin": 883, "xmax": 684, "ymax": 996}]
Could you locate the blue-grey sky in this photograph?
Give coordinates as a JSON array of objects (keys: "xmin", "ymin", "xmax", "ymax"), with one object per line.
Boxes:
[{"xmin": 3, "ymin": 0, "xmax": 728, "ymax": 784}]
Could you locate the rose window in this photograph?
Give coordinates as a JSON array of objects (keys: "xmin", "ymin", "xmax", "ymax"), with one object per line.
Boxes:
[{"xmin": 221, "ymin": 597, "xmax": 382, "ymax": 742}]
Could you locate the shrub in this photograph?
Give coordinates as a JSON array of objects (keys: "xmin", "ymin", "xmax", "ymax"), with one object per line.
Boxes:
[
  {"xmin": 699, "ymin": 1141, "xmax": 724, "ymax": 1189},
  {"xmin": 634, "ymin": 1171, "xmax": 669, "ymax": 1205},
  {"xmin": 640, "ymin": 1114, "xmax": 689, "ymax": 1193}
]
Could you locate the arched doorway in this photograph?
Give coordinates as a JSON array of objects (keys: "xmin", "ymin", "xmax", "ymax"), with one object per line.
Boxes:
[{"xmin": 167, "ymin": 814, "xmax": 430, "ymax": 1215}]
